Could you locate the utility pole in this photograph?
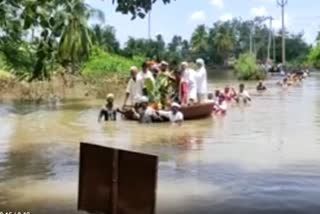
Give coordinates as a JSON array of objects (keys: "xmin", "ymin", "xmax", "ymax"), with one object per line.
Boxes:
[
  {"xmin": 273, "ymin": 28, "xmax": 276, "ymax": 63},
  {"xmin": 250, "ymin": 22, "xmax": 254, "ymax": 55},
  {"xmin": 267, "ymin": 17, "xmax": 274, "ymax": 61},
  {"xmin": 277, "ymin": 0, "xmax": 288, "ymax": 65},
  {"xmin": 148, "ymin": 10, "xmax": 151, "ymax": 39}
]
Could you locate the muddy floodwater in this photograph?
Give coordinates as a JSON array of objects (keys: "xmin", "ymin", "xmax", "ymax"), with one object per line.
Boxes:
[{"xmin": 1, "ymin": 71, "xmax": 320, "ymax": 214}]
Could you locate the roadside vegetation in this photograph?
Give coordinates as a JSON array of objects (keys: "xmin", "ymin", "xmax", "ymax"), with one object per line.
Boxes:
[{"xmin": 0, "ymin": 0, "xmax": 317, "ymax": 100}]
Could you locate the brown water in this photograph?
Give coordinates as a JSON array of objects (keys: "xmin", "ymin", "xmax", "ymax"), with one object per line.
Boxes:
[{"xmin": 1, "ymin": 72, "xmax": 320, "ymax": 214}]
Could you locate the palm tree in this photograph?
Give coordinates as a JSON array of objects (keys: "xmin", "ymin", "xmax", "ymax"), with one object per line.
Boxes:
[
  {"xmin": 91, "ymin": 24, "xmax": 120, "ymax": 53},
  {"xmin": 212, "ymin": 24, "xmax": 236, "ymax": 65},
  {"xmin": 58, "ymin": 0, "xmax": 105, "ymax": 73},
  {"xmin": 190, "ymin": 25, "xmax": 209, "ymax": 59}
]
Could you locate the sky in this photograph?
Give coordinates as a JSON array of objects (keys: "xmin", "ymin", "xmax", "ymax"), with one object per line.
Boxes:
[{"xmin": 87, "ymin": 0, "xmax": 320, "ymax": 45}]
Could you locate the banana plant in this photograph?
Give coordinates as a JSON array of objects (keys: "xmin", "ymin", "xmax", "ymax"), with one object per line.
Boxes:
[{"xmin": 144, "ymin": 74, "xmax": 170, "ymax": 108}]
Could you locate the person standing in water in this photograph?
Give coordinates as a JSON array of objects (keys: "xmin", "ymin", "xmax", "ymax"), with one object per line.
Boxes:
[
  {"xmin": 133, "ymin": 96, "xmax": 157, "ymax": 123},
  {"xmin": 213, "ymin": 94, "xmax": 227, "ymax": 115},
  {"xmin": 157, "ymin": 102, "xmax": 184, "ymax": 125},
  {"xmin": 236, "ymin": 83, "xmax": 251, "ymax": 104},
  {"xmin": 98, "ymin": 93, "xmax": 117, "ymax": 122},
  {"xmin": 195, "ymin": 58, "xmax": 208, "ymax": 103},
  {"xmin": 256, "ymin": 81, "xmax": 267, "ymax": 91}
]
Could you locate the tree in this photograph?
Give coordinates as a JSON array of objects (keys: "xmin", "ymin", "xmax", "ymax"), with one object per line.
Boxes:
[
  {"xmin": 190, "ymin": 25, "xmax": 209, "ymax": 60},
  {"xmin": 58, "ymin": 0, "xmax": 105, "ymax": 74},
  {"xmin": 91, "ymin": 25, "xmax": 120, "ymax": 53},
  {"xmin": 208, "ymin": 21, "xmax": 236, "ymax": 65},
  {"xmin": 111, "ymin": 0, "xmax": 173, "ymax": 19}
]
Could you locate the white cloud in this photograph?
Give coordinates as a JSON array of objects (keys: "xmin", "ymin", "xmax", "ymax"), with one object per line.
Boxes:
[
  {"xmin": 190, "ymin": 11, "xmax": 206, "ymax": 22},
  {"xmin": 210, "ymin": 0, "xmax": 224, "ymax": 9},
  {"xmin": 251, "ymin": 6, "xmax": 268, "ymax": 17},
  {"xmin": 219, "ymin": 13, "xmax": 233, "ymax": 21}
]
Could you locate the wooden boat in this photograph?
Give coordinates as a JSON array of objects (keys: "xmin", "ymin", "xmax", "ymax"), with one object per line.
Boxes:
[{"xmin": 120, "ymin": 102, "xmax": 214, "ymax": 122}]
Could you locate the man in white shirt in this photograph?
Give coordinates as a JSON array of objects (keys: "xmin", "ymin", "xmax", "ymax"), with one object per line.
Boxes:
[
  {"xmin": 133, "ymin": 96, "xmax": 157, "ymax": 123},
  {"xmin": 195, "ymin": 58, "xmax": 208, "ymax": 103},
  {"xmin": 157, "ymin": 102, "xmax": 184, "ymax": 125},
  {"xmin": 236, "ymin": 83, "xmax": 251, "ymax": 104},
  {"xmin": 123, "ymin": 66, "xmax": 143, "ymax": 107},
  {"xmin": 137, "ymin": 61, "xmax": 155, "ymax": 85}
]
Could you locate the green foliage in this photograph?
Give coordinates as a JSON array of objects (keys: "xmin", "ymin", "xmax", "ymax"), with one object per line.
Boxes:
[
  {"xmin": 234, "ymin": 53, "xmax": 265, "ymax": 80},
  {"xmin": 0, "ymin": 69, "xmax": 14, "ymax": 80},
  {"xmin": 90, "ymin": 25, "xmax": 120, "ymax": 53},
  {"xmin": 308, "ymin": 43, "xmax": 320, "ymax": 69},
  {"xmin": 82, "ymin": 47, "xmax": 145, "ymax": 78},
  {"xmin": 112, "ymin": 0, "xmax": 173, "ymax": 19},
  {"xmin": 144, "ymin": 75, "xmax": 170, "ymax": 105}
]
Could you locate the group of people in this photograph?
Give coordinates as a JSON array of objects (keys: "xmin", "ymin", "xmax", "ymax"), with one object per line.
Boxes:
[
  {"xmin": 98, "ymin": 59, "xmax": 209, "ymax": 124},
  {"xmin": 207, "ymin": 83, "xmax": 253, "ymax": 115},
  {"xmin": 98, "ymin": 59, "xmax": 309, "ymax": 124}
]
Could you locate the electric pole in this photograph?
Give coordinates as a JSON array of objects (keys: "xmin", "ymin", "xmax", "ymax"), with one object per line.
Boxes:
[
  {"xmin": 277, "ymin": 0, "xmax": 288, "ymax": 65},
  {"xmin": 267, "ymin": 17, "xmax": 274, "ymax": 61},
  {"xmin": 273, "ymin": 28, "xmax": 276, "ymax": 63},
  {"xmin": 148, "ymin": 11, "xmax": 151, "ymax": 39}
]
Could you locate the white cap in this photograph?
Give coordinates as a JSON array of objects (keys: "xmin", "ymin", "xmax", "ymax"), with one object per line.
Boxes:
[
  {"xmin": 181, "ymin": 61, "xmax": 188, "ymax": 67},
  {"xmin": 130, "ymin": 66, "xmax": 138, "ymax": 71},
  {"xmin": 171, "ymin": 102, "xmax": 181, "ymax": 108},
  {"xmin": 106, "ymin": 93, "xmax": 114, "ymax": 99},
  {"xmin": 160, "ymin": 61, "xmax": 169, "ymax": 66},
  {"xmin": 140, "ymin": 96, "xmax": 149, "ymax": 103},
  {"xmin": 196, "ymin": 58, "xmax": 205, "ymax": 65}
]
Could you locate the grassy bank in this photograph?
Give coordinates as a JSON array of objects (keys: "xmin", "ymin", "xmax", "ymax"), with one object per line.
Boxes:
[
  {"xmin": 0, "ymin": 47, "xmax": 144, "ymax": 101},
  {"xmin": 0, "ymin": 72, "xmax": 127, "ymax": 102}
]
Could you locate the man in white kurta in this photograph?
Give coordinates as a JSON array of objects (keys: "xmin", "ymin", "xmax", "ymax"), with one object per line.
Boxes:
[
  {"xmin": 195, "ymin": 58, "xmax": 208, "ymax": 103},
  {"xmin": 137, "ymin": 62, "xmax": 154, "ymax": 85},
  {"xmin": 123, "ymin": 66, "xmax": 143, "ymax": 107}
]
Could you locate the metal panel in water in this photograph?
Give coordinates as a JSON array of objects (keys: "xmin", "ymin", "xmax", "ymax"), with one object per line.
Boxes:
[
  {"xmin": 117, "ymin": 150, "xmax": 158, "ymax": 214},
  {"xmin": 78, "ymin": 142, "xmax": 114, "ymax": 213},
  {"xmin": 78, "ymin": 143, "xmax": 158, "ymax": 214}
]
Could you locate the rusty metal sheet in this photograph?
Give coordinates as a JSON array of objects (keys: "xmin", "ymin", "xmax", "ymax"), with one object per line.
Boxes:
[
  {"xmin": 78, "ymin": 143, "xmax": 158, "ymax": 214},
  {"xmin": 78, "ymin": 142, "xmax": 114, "ymax": 213},
  {"xmin": 117, "ymin": 150, "xmax": 158, "ymax": 214}
]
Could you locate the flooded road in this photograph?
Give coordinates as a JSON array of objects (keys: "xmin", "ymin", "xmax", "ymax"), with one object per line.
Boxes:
[{"xmin": 1, "ymin": 72, "xmax": 320, "ymax": 214}]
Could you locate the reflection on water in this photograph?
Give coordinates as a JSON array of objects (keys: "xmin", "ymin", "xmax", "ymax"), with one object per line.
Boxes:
[{"xmin": 1, "ymin": 72, "xmax": 320, "ymax": 213}]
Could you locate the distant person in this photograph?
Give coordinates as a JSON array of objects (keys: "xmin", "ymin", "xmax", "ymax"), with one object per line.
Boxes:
[
  {"xmin": 194, "ymin": 58, "xmax": 208, "ymax": 103},
  {"xmin": 157, "ymin": 102, "xmax": 184, "ymax": 125},
  {"xmin": 98, "ymin": 93, "xmax": 117, "ymax": 122},
  {"xmin": 224, "ymin": 86, "xmax": 236, "ymax": 101},
  {"xmin": 123, "ymin": 66, "xmax": 143, "ymax": 108},
  {"xmin": 236, "ymin": 83, "xmax": 251, "ymax": 104},
  {"xmin": 213, "ymin": 94, "xmax": 227, "ymax": 115},
  {"xmin": 256, "ymin": 81, "xmax": 267, "ymax": 91},
  {"xmin": 277, "ymin": 77, "xmax": 291, "ymax": 89}
]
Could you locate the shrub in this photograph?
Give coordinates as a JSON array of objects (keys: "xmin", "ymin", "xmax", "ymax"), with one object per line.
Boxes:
[
  {"xmin": 82, "ymin": 47, "xmax": 145, "ymax": 79},
  {"xmin": 234, "ymin": 53, "xmax": 266, "ymax": 80},
  {"xmin": 308, "ymin": 44, "xmax": 320, "ymax": 69}
]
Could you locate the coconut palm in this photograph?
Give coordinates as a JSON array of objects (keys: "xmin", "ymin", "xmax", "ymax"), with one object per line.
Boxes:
[
  {"xmin": 190, "ymin": 25, "xmax": 209, "ymax": 59},
  {"xmin": 58, "ymin": 0, "xmax": 105, "ymax": 73},
  {"xmin": 91, "ymin": 25, "xmax": 120, "ymax": 53}
]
